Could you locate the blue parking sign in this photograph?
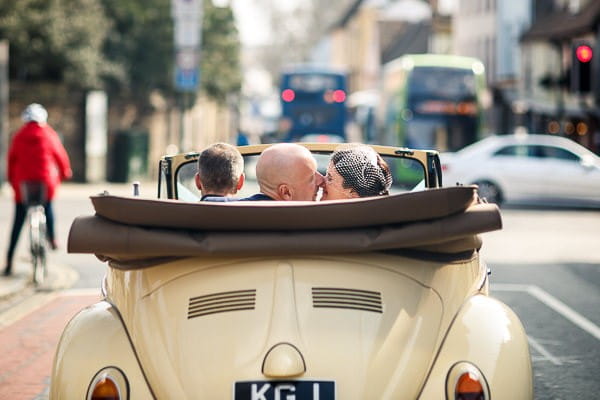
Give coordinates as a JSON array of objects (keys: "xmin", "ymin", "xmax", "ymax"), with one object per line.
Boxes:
[{"xmin": 175, "ymin": 67, "xmax": 200, "ymax": 92}]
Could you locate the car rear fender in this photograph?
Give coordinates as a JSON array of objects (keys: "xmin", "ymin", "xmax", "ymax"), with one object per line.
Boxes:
[
  {"xmin": 50, "ymin": 301, "xmax": 155, "ymax": 400},
  {"xmin": 418, "ymin": 294, "xmax": 533, "ymax": 399}
]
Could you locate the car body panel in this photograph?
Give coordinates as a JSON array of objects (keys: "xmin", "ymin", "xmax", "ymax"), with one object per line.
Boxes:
[
  {"xmin": 540, "ymin": 156, "xmax": 600, "ymax": 200},
  {"xmin": 110, "ymin": 256, "xmax": 443, "ymax": 398},
  {"xmin": 49, "ymin": 302, "xmax": 154, "ymax": 399},
  {"xmin": 99, "ymin": 252, "xmax": 505, "ymax": 399},
  {"xmin": 419, "ymin": 295, "xmax": 533, "ymax": 399}
]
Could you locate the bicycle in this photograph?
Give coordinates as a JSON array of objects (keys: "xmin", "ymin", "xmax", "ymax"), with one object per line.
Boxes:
[{"xmin": 20, "ymin": 182, "xmax": 48, "ymax": 286}]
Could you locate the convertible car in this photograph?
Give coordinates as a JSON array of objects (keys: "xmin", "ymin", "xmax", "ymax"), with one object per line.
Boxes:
[{"xmin": 50, "ymin": 144, "xmax": 532, "ymax": 399}]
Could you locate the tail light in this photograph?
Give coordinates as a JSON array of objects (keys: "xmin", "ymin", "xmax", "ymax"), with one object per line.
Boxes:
[
  {"xmin": 324, "ymin": 89, "xmax": 346, "ymax": 103},
  {"xmin": 446, "ymin": 362, "xmax": 489, "ymax": 400},
  {"xmin": 87, "ymin": 367, "xmax": 129, "ymax": 400},
  {"xmin": 281, "ymin": 89, "xmax": 295, "ymax": 102},
  {"xmin": 332, "ymin": 89, "xmax": 346, "ymax": 103},
  {"xmin": 456, "ymin": 371, "xmax": 484, "ymax": 399}
]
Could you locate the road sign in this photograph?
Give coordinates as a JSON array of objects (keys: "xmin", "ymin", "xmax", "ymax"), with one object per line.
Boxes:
[
  {"xmin": 175, "ymin": 67, "xmax": 200, "ymax": 92},
  {"xmin": 175, "ymin": 16, "xmax": 201, "ymax": 47},
  {"xmin": 171, "ymin": 0, "xmax": 203, "ymax": 92}
]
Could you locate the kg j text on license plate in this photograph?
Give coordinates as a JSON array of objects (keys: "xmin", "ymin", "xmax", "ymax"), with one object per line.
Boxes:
[{"xmin": 234, "ymin": 380, "xmax": 335, "ymax": 400}]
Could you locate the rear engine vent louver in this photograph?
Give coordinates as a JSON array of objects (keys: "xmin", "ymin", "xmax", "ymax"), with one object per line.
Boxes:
[
  {"xmin": 312, "ymin": 287, "xmax": 382, "ymax": 313},
  {"xmin": 188, "ymin": 289, "xmax": 256, "ymax": 319}
]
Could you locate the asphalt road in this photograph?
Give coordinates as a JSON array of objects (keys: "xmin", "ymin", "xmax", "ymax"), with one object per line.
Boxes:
[
  {"xmin": 0, "ymin": 183, "xmax": 599, "ymax": 399},
  {"xmin": 483, "ymin": 206, "xmax": 600, "ymax": 400}
]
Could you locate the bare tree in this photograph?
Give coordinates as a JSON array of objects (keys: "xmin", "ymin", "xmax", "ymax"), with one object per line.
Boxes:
[{"xmin": 255, "ymin": 0, "xmax": 355, "ymax": 77}]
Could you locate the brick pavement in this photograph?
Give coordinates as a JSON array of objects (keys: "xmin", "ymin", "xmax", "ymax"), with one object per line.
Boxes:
[
  {"xmin": 0, "ymin": 293, "xmax": 100, "ymax": 400},
  {"xmin": 0, "ymin": 181, "xmax": 147, "ymax": 399}
]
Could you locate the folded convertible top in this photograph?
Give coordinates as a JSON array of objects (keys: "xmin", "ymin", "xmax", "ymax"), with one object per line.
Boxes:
[
  {"xmin": 68, "ymin": 186, "xmax": 502, "ymax": 268},
  {"xmin": 89, "ymin": 186, "xmax": 477, "ymax": 230}
]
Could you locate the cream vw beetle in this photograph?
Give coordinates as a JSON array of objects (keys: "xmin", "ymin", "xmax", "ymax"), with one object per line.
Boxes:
[{"xmin": 51, "ymin": 144, "xmax": 532, "ymax": 399}]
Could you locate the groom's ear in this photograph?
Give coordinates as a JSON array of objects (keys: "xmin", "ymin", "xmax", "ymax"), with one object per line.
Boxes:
[{"xmin": 278, "ymin": 184, "xmax": 293, "ymax": 201}]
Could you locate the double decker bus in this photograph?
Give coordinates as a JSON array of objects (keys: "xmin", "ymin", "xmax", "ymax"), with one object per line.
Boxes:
[
  {"xmin": 378, "ymin": 54, "xmax": 487, "ymax": 151},
  {"xmin": 278, "ymin": 65, "xmax": 348, "ymax": 142}
]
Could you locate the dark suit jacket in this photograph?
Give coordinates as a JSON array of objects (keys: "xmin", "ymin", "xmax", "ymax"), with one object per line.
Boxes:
[{"xmin": 238, "ymin": 193, "xmax": 274, "ymax": 201}]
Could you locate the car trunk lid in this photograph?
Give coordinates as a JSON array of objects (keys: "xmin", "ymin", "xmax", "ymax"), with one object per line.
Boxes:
[{"xmin": 124, "ymin": 257, "xmax": 443, "ymax": 399}]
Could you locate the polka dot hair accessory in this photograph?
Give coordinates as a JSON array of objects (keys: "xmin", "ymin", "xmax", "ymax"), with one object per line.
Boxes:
[{"xmin": 331, "ymin": 145, "xmax": 393, "ymax": 197}]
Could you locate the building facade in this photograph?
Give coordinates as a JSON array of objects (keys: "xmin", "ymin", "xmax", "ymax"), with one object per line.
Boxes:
[
  {"xmin": 452, "ymin": 0, "xmax": 532, "ymax": 135},
  {"xmin": 519, "ymin": 0, "xmax": 600, "ymax": 153}
]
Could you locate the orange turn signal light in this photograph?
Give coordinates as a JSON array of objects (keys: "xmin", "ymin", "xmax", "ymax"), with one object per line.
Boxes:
[
  {"xmin": 87, "ymin": 367, "xmax": 128, "ymax": 400},
  {"xmin": 446, "ymin": 362, "xmax": 489, "ymax": 400},
  {"xmin": 455, "ymin": 371, "xmax": 484, "ymax": 399},
  {"xmin": 90, "ymin": 377, "xmax": 119, "ymax": 400}
]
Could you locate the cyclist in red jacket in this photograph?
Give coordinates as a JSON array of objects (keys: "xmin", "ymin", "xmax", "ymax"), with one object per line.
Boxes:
[{"xmin": 3, "ymin": 104, "xmax": 72, "ymax": 276}]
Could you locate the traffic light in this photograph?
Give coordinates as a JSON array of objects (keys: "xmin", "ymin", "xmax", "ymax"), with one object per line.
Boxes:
[{"xmin": 570, "ymin": 41, "xmax": 593, "ymax": 93}]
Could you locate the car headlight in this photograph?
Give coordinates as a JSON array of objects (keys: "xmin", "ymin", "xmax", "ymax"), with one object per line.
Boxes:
[
  {"xmin": 446, "ymin": 361, "xmax": 490, "ymax": 400},
  {"xmin": 87, "ymin": 366, "xmax": 129, "ymax": 400}
]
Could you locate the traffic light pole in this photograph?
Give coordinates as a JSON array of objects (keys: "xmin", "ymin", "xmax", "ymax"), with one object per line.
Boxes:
[
  {"xmin": 595, "ymin": 31, "xmax": 600, "ymax": 108},
  {"xmin": 571, "ymin": 41, "xmax": 593, "ymax": 94},
  {"xmin": 554, "ymin": 41, "xmax": 566, "ymax": 135}
]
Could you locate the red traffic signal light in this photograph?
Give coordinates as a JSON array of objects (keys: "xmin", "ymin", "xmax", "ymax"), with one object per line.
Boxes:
[
  {"xmin": 571, "ymin": 41, "xmax": 593, "ymax": 93},
  {"xmin": 575, "ymin": 45, "xmax": 593, "ymax": 63}
]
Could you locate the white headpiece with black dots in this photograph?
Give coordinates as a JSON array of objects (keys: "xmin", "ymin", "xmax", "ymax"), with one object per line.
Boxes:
[{"xmin": 331, "ymin": 145, "xmax": 393, "ymax": 197}]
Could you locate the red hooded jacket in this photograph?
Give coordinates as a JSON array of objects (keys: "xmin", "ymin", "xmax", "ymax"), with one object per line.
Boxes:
[{"xmin": 7, "ymin": 121, "xmax": 72, "ymax": 202}]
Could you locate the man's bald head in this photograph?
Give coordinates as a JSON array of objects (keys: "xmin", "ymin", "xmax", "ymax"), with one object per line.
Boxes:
[{"xmin": 256, "ymin": 143, "xmax": 324, "ymax": 201}]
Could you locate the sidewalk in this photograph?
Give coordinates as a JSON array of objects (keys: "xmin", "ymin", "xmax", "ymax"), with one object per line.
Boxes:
[
  {"xmin": 0, "ymin": 256, "xmax": 79, "ymax": 304},
  {"xmin": 0, "ymin": 289, "xmax": 101, "ymax": 399},
  {"xmin": 55, "ymin": 180, "xmax": 156, "ymax": 199},
  {"xmin": 0, "ymin": 180, "xmax": 155, "ymax": 199}
]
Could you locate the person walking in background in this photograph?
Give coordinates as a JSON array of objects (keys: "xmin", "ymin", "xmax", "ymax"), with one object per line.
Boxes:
[
  {"xmin": 3, "ymin": 103, "xmax": 72, "ymax": 276},
  {"xmin": 195, "ymin": 142, "xmax": 245, "ymax": 202}
]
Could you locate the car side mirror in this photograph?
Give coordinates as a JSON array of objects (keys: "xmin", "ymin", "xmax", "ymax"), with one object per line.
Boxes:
[{"xmin": 580, "ymin": 156, "xmax": 597, "ymax": 171}]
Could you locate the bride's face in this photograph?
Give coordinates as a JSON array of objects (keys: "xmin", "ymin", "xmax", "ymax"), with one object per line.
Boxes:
[{"xmin": 320, "ymin": 161, "xmax": 358, "ymax": 201}]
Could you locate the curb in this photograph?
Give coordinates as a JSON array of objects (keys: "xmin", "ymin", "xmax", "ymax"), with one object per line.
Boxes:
[{"xmin": 0, "ymin": 259, "xmax": 79, "ymax": 301}]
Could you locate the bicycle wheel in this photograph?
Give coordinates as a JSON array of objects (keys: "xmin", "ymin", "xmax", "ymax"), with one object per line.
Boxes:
[{"xmin": 29, "ymin": 207, "xmax": 48, "ymax": 286}]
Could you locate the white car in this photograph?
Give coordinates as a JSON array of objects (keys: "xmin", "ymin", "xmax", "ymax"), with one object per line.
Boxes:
[{"xmin": 441, "ymin": 134, "xmax": 600, "ymax": 207}]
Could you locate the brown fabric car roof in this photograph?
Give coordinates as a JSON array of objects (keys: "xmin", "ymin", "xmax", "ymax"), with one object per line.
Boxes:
[{"xmin": 68, "ymin": 186, "xmax": 502, "ymax": 269}]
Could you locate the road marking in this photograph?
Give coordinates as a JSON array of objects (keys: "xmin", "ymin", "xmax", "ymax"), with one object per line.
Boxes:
[
  {"xmin": 527, "ymin": 336, "xmax": 562, "ymax": 366},
  {"xmin": 493, "ymin": 283, "xmax": 600, "ymax": 341}
]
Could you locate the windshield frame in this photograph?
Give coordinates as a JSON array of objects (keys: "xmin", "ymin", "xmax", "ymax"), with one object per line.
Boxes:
[{"xmin": 158, "ymin": 143, "xmax": 441, "ymax": 200}]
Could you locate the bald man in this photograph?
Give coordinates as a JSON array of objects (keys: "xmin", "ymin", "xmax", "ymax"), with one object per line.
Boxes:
[{"xmin": 241, "ymin": 143, "xmax": 324, "ymax": 201}]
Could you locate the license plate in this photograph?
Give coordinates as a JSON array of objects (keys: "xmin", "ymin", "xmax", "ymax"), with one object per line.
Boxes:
[{"xmin": 234, "ymin": 380, "xmax": 335, "ymax": 400}]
